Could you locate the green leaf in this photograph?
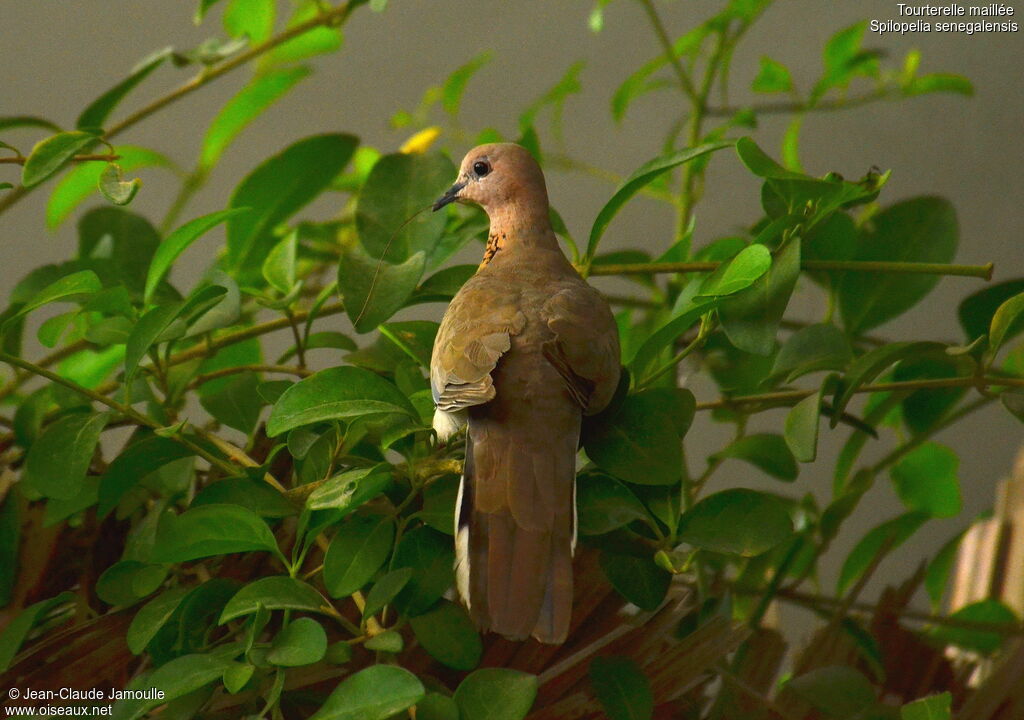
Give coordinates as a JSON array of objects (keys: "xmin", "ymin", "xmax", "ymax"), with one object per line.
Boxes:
[
  {"xmin": 772, "ymin": 323, "xmax": 852, "ymax": 382},
  {"xmin": 832, "ymin": 341, "xmax": 944, "ymax": 427},
  {"xmin": 227, "ymin": 134, "xmax": 357, "ymax": 279},
  {"xmin": 890, "ymin": 443, "xmax": 961, "ymax": 518},
  {"xmin": 454, "ymin": 668, "xmax": 537, "ymax": 720},
  {"xmin": 356, "ymin": 152, "xmax": 453, "ymax": 259},
  {"xmin": 323, "ymin": 515, "xmax": 394, "ymax": 597},
  {"xmin": 837, "ymin": 512, "xmax": 928, "ymax": 594},
  {"xmin": 127, "ymin": 587, "xmax": 190, "ymax": 654},
  {"xmin": 363, "ymin": 568, "xmax": 413, "ymax": 618},
  {"xmin": 752, "ymin": 56, "xmax": 793, "ymax": 93},
  {"xmin": 904, "ymin": 74, "xmax": 973, "ymax": 97},
  {"xmin": 194, "ymin": 0, "xmax": 224, "ymax": 23},
  {"xmin": 610, "ymin": 26, "xmax": 706, "ymax": 123},
  {"xmin": 958, "ymin": 279, "xmax": 1024, "ymax": 342},
  {"xmin": 262, "ymin": 230, "xmax": 298, "ymax": 295},
  {"xmin": 23, "ymin": 411, "xmax": 108, "ymax": 500},
  {"xmin": 587, "ymin": 142, "xmax": 732, "ymax": 261},
  {"xmin": 77, "ymin": 207, "xmax": 162, "ymax": 295},
  {"xmin": 201, "ymin": 66, "xmax": 310, "ymax": 171},
  {"xmin": 576, "ymin": 473, "xmax": 650, "ymax": 535},
  {"xmin": 0, "ymin": 592, "xmax": 75, "ymax": 672},
  {"xmin": 76, "ymin": 50, "xmax": 169, "ymax": 130},
  {"xmin": 145, "ymin": 207, "xmax": 249, "ymax": 302},
  {"xmin": 223, "ymin": 0, "xmax": 275, "ymax": 42},
  {"xmin": 696, "ymin": 244, "xmax": 771, "ymax": 298},
  {"xmin": 98, "ymin": 163, "xmax": 141, "ymax": 205},
  {"xmin": 901, "ymin": 693, "xmax": 951, "ymax": 720},
  {"xmin": 198, "ymin": 371, "xmax": 264, "ymax": 434},
  {"xmin": 409, "ymin": 600, "xmax": 482, "ymax": 670},
  {"xmin": 98, "ymin": 434, "xmax": 193, "ymax": 516},
  {"xmin": 443, "ymin": 51, "xmax": 492, "ymax": 116},
  {"xmin": 678, "ymin": 489, "xmax": 794, "ymax": 556},
  {"xmin": 0, "ymin": 115, "xmax": 61, "ymax": 132},
  {"xmin": 714, "ymin": 434, "xmax": 798, "ymax": 481},
  {"xmin": 420, "ymin": 475, "xmax": 458, "ymax": 535},
  {"xmin": 719, "ymin": 238, "xmax": 800, "ymax": 355},
  {"xmin": 599, "ymin": 552, "xmax": 670, "ymax": 610},
  {"xmin": 925, "ymin": 530, "xmax": 964, "ymax": 610},
  {"xmin": 927, "ymin": 600, "xmax": 1018, "ymax": 654},
  {"xmin": 589, "ymin": 656, "xmax": 653, "ymax": 720},
  {"xmin": 124, "ymin": 286, "xmax": 228, "ymax": 383},
  {"xmin": 519, "ymin": 60, "xmax": 584, "ymax": 133},
  {"xmin": 6, "ymin": 269, "xmax": 102, "ymax": 325},
  {"xmin": 21, "ymin": 131, "xmax": 97, "ymax": 187},
  {"xmin": 111, "ymin": 653, "xmax": 232, "ymax": 720},
  {"xmin": 219, "ymin": 576, "xmax": 329, "ymax": 623},
  {"xmin": 417, "ymin": 693, "xmax": 460, "ymax": 720},
  {"xmin": 267, "ymin": 617, "xmax": 327, "ymax": 666},
  {"xmin": 1002, "ymin": 390, "xmax": 1024, "ymax": 422},
  {"xmin": 265, "ymin": 0, "xmax": 343, "ymax": 65},
  {"xmin": 390, "ymin": 526, "xmax": 454, "ymax": 616},
  {"xmin": 364, "ymin": 629, "xmax": 403, "ymax": 653},
  {"xmin": 95, "ymin": 561, "xmax": 167, "ymax": 606},
  {"xmin": 309, "ymin": 665, "xmax": 425, "ymax": 720},
  {"xmin": 787, "ymin": 665, "xmax": 875, "ymax": 719},
  {"xmin": 192, "ymin": 477, "xmax": 297, "ymax": 518},
  {"xmin": 839, "ymin": 198, "xmax": 958, "ymax": 335},
  {"xmin": 153, "ymin": 504, "xmax": 282, "ymax": 563},
  {"xmin": 47, "ymin": 146, "xmax": 172, "ymax": 228},
  {"xmin": 267, "ymin": 366, "xmax": 415, "ymax": 436},
  {"xmin": 785, "ymin": 389, "xmax": 823, "ymax": 463},
  {"xmin": 223, "ymin": 663, "xmax": 255, "ymax": 694},
  {"xmin": 735, "ymin": 136, "xmax": 802, "ymax": 179},
  {"xmin": 989, "ymin": 290, "xmax": 1024, "ymax": 356},
  {"xmin": 583, "ymin": 389, "xmax": 693, "ymax": 486},
  {"xmin": 339, "ymin": 243, "xmax": 427, "ymax": 332},
  {"xmin": 307, "ymin": 467, "xmax": 392, "ymax": 513}
]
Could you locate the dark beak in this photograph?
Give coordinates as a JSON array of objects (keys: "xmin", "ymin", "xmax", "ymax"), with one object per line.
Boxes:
[{"xmin": 432, "ymin": 181, "xmax": 466, "ymax": 211}]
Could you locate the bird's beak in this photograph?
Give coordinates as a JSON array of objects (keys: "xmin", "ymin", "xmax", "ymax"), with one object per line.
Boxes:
[{"xmin": 432, "ymin": 180, "xmax": 467, "ymax": 211}]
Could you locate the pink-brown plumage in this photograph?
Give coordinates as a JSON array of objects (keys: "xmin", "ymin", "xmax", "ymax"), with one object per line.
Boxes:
[{"xmin": 430, "ymin": 143, "xmax": 620, "ymax": 643}]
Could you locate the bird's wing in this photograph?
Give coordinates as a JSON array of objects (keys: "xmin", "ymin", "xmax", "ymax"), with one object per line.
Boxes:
[
  {"xmin": 542, "ymin": 282, "xmax": 621, "ymax": 415},
  {"xmin": 430, "ymin": 279, "xmax": 526, "ymax": 412}
]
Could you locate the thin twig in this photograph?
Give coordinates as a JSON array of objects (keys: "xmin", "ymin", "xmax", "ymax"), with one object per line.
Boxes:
[
  {"xmin": 588, "ymin": 259, "xmax": 994, "ymax": 280},
  {"xmin": 0, "ymin": 1, "xmax": 360, "ymax": 216},
  {"xmin": 0, "ymin": 153, "xmax": 119, "ymax": 166},
  {"xmin": 695, "ymin": 376, "xmax": 1022, "ymax": 412},
  {"xmin": 636, "ymin": 0, "xmax": 699, "ymax": 102}
]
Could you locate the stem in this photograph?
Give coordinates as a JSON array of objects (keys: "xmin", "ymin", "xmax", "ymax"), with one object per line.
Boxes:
[
  {"xmin": 636, "ymin": 0, "xmax": 698, "ymax": 102},
  {"xmin": 773, "ymin": 586, "xmax": 1024, "ymax": 634},
  {"xmin": 639, "ymin": 315, "xmax": 713, "ymax": 389},
  {"xmin": 189, "ymin": 364, "xmax": 312, "ymax": 390},
  {"xmin": 588, "ymin": 259, "xmax": 994, "ymax": 280},
  {"xmin": 0, "ymin": 153, "xmax": 119, "ymax": 166},
  {"xmin": 91, "ymin": 302, "xmax": 345, "ymax": 398},
  {"xmin": 706, "ymin": 88, "xmax": 896, "ymax": 117},
  {"xmin": 0, "ymin": 1, "xmax": 361, "ymax": 217},
  {"xmin": 695, "ymin": 376, "xmax": 1023, "ymax": 412},
  {"xmin": 0, "ymin": 350, "xmax": 236, "ymax": 477}
]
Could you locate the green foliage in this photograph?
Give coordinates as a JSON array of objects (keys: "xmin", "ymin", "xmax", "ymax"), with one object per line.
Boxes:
[
  {"xmin": 589, "ymin": 656, "xmax": 654, "ymax": 720},
  {"xmin": 0, "ymin": 2, "xmax": 1017, "ymax": 717}
]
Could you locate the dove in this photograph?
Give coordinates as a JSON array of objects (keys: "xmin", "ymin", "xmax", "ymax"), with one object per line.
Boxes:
[{"xmin": 430, "ymin": 143, "xmax": 621, "ymax": 644}]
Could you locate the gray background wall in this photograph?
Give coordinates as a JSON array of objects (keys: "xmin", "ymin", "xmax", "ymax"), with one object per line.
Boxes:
[{"xmin": 2, "ymin": 1, "xmax": 1022, "ymax": 613}]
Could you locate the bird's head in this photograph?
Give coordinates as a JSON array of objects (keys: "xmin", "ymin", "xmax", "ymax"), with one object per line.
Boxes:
[{"xmin": 433, "ymin": 143, "xmax": 549, "ymax": 217}]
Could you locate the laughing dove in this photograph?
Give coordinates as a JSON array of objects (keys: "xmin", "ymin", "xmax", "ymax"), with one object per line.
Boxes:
[{"xmin": 430, "ymin": 143, "xmax": 621, "ymax": 644}]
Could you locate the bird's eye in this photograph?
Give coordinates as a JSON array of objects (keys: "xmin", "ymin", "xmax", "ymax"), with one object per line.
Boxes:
[{"xmin": 473, "ymin": 160, "xmax": 490, "ymax": 177}]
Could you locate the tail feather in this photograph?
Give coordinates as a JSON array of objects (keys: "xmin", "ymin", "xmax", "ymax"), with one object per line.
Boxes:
[{"xmin": 455, "ymin": 411, "xmax": 579, "ymax": 643}]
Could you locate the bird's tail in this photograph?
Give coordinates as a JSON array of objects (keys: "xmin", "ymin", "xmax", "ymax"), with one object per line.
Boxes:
[{"xmin": 455, "ymin": 412, "xmax": 579, "ymax": 644}]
